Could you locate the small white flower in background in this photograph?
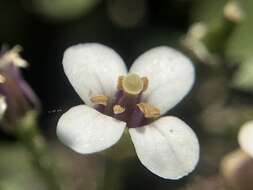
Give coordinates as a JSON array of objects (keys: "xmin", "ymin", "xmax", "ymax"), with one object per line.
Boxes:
[
  {"xmin": 57, "ymin": 43, "xmax": 200, "ymax": 179},
  {"xmin": 238, "ymin": 121, "xmax": 253, "ymax": 158},
  {"xmin": 0, "ymin": 95, "xmax": 7, "ymax": 119},
  {"xmin": 0, "ymin": 45, "xmax": 28, "ymax": 68}
]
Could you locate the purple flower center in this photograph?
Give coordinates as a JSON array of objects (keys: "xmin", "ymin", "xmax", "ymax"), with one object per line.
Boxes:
[{"xmin": 92, "ymin": 74, "xmax": 160, "ymax": 128}]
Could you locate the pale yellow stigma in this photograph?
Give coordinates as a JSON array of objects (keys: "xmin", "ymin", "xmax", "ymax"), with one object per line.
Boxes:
[
  {"xmin": 90, "ymin": 95, "xmax": 108, "ymax": 106},
  {"xmin": 118, "ymin": 74, "xmax": 148, "ymax": 95},
  {"xmin": 122, "ymin": 74, "xmax": 143, "ymax": 95},
  {"xmin": 113, "ymin": 105, "xmax": 125, "ymax": 114},
  {"xmin": 137, "ymin": 103, "xmax": 160, "ymax": 118}
]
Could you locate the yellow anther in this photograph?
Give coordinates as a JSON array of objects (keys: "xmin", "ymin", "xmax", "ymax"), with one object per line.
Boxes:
[
  {"xmin": 90, "ymin": 95, "xmax": 108, "ymax": 106},
  {"xmin": 137, "ymin": 102, "xmax": 160, "ymax": 118},
  {"xmin": 113, "ymin": 105, "xmax": 125, "ymax": 114}
]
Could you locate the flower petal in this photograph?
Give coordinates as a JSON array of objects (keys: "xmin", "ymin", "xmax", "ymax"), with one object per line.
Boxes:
[
  {"xmin": 0, "ymin": 95, "xmax": 7, "ymax": 119},
  {"xmin": 63, "ymin": 43, "xmax": 127, "ymax": 106},
  {"xmin": 130, "ymin": 46, "xmax": 195, "ymax": 114},
  {"xmin": 129, "ymin": 116, "xmax": 199, "ymax": 179},
  {"xmin": 57, "ymin": 105, "xmax": 126, "ymax": 154},
  {"xmin": 238, "ymin": 121, "xmax": 253, "ymax": 158}
]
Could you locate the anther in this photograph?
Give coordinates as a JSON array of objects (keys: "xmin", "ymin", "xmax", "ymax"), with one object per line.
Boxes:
[
  {"xmin": 90, "ymin": 95, "xmax": 108, "ymax": 106},
  {"xmin": 113, "ymin": 105, "xmax": 125, "ymax": 114},
  {"xmin": 137, "ymin": 103, "xmax": 160, "ymax": 118}
]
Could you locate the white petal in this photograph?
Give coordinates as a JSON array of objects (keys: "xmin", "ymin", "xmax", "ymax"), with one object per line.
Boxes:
[
  {"xmin": 130, "ymin": 46, "xmax": 195, "ymax": 114},
  {"xmin": 238, "ymin": 121, "xmax": 253, "ymax": 158},
  {"xmin": 57, "ymin": 105, "xmax": 126, "ymax": 154},
  {"xmin": 0, "ymin": 96, "xmax": 7, "ymax": 119},
  {"xmin": 129, "ymin": 116, "xmax": 199, "ymax": 179},
  {"xmin": 63, "ymin": 43, "xmax": 127, "ymax": 105}
]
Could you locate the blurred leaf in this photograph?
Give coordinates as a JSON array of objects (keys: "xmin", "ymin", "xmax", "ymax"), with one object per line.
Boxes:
[
  {"xmin": 199, "ymin": 104, "xmax": 253, "ymax": 136},
  {"xmin": 191, "ymin": 0, "xmax": 253, "ymax": 61},
  {"xmin": 232, "ymin": 59, "xmax": 253, "ymax": 92},
  {"xmin": 25, "ymin": 0, "xmax": 101, "ymax": 21},
  {"xmin": 191, "ymin": 0, "xmax": 227, "ymax": 24},
  {"xmin": 221, "ymin": 149, "xmax": 253, "ymax": 190},
  {"xmin": 227, "ymin": 0, "xmax": 253, "ymax": 60},
  {"xmin": 193, "ymin": 0, "xmax": 253, "ymax": 60},
  {"xmin": 0, "ymin": 142, "xmax": 106, "ymax": 190},
  {"xmin": 0, "ymin": 144, "xmax": 46, "ymax": 190}
]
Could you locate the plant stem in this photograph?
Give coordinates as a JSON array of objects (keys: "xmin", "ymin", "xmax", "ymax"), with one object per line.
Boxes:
[
  {"xmin": 99, "ymin": 158, "xmax": 123, "ymax": 190},
  {"xmin": 15, "ymin": 112, "xmax": 62, "ymax": 190}
]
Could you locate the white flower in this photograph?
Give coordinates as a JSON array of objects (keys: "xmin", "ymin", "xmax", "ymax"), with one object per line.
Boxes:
[
  {"xmin": 238, "ymin": 121, "xmax": 253, "ymax": 158},
  {"xmin": 57, "ymin": 43, "xmax": 200, "ymax": 179},
  {"xmin": 0, "ymin": 95, "xmax": 7, "ymax": 119}
]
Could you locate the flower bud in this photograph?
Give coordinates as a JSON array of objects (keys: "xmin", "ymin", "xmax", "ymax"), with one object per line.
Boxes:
[
  {"xmin": 221, "ymin": 149, "xmax": 253, "ymax": 190},
  {"xmin": 0, "ymin": 46, "xmax": 40, "ymax": 130}
]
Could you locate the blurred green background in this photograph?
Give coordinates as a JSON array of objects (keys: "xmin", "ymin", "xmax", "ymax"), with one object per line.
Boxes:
[{"xmin": 1, "ymin": 0, "xmax": 253, "ymax": 190}]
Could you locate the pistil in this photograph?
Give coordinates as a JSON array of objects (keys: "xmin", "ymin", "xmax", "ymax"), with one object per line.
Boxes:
[
  {"xmin": 90, "ymin": 74, "xmax": 161, "ymax": 128},
  {"xmin": 121, "ymin": 73, "xmax": 144, "ymax": 95}
]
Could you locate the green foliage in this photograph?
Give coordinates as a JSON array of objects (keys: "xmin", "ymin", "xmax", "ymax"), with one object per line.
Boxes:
[
  {"xmin": 0, "ymin": 144, "xmax": 46, "ymax": 190},
  {"xmin": 28, "ymin": 0, "xmax": 101, "ymax": 21},
  {"xmin": 233, "ymin": 59, "xmax": 253, "ymax": 92},
  {"xmin": 191, "ymin": 0, "xmax": 253, "ymax": 92},
  {"xmin": 227, "ymin": 0, "xmax": 253, "ymax": 60}
]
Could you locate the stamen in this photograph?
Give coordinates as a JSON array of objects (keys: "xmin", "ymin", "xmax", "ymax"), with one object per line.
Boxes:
[
  {"xmin": 137, "ymin": 103, "xmax": 160, "ymax": 118},
  {"xmin": 112, "ymin": 75, "xmax": 154, "ymax": 128},
  {"xmin": 113, "ymin": 105, "xmax": 125, "ymax": 114},
  {"xmin": 122, "ymin": 74, "xmax": 144, "ymax": 95},
  {"xmin": 141, "ymin": 77, "xmax": 149, "ymax": 92},
  {"xmin": 117, "ymin": 76, "xmax": 124, "ymax": 90},
  {"xmin": 90, "ymin": 95, "xmax": 108, "ymax": 106},
  {"xmin": 128, "ymin": 106, "xmax": 146, "ymax": 128}
]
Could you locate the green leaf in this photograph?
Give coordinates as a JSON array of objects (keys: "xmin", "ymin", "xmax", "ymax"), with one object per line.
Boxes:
[
  {"xmin": 0, "ymin": 144, "xmax": 46, "ymax": 190},
  {"xmin": 232, "ymin": 59, "xmax": 253, "ymax": 92},
  {"xmin": 227, "ymin": 0, "xmax": 253, "ymax": 60},
  {"xmin": 28, "ymin": 0, "xmax": 101, "ymax": 21}
]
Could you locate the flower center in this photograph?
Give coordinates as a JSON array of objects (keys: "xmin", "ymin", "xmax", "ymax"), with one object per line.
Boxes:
[{"xmin": 90, "ymin": 74, "xmax": 160, "ymax": 128}]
